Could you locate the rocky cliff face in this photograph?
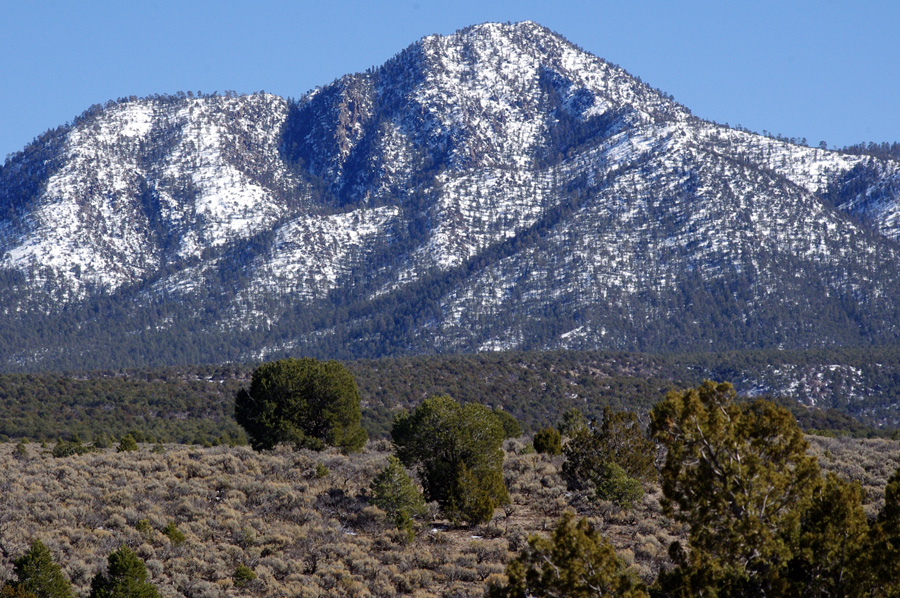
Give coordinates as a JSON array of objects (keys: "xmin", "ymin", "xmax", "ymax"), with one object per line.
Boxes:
[{"xmin": 1, "ymin": 21, "xmax": 899, "ymax": 370}]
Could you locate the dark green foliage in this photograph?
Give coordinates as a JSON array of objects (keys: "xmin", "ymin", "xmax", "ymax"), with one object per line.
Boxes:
[
  {"xmin": 370, "ymin": 455, "xmax": 427, "ymax": 539},
  {"xmin": 532, "ymin": 427, "xmax": 562, "ymax": 455},
  {"xmin": 392, "ymin": 395, "xmax": 509, "ymax": 524},
  {"xmin": 786, "ymin": 473, "xmax": 872, "ymax": 597},
  {"xmin": 232, "ymin": 564, "xmax": 256, "ymax": 589},
  {"xmin": 91, "ymin": 433, "xmax": 112, "ymax": 449},
  {"xmin": 135, "ymin": 520, "xmax": 152, "ymax": 541},
  {"xmin": 234, "ymin": 358, "xmax": 367, "ymax": 453},
  {"xmin": 89, "ymin": 545, "xmax": 160, "ymax": 598},
  {"xmin": 52, "ymin": 435, "xmax": 95, "ymax": 458},
  {"xmin": 594, "ymin": 462, "xmax": 644, "ymax": 509},
  {"xmin": 649, "ymin": 381, "xmax": 886, "ymax": 597},
  {"xmin": 1, "ymin": 348, "xmax": 898, "ymax": 446},
  {"xmin": 487, "ymin": 512, "xmax": 648, "ymax": 598},
  {"xmin": 562, "ymin": 408, "xmax": 655, "ymax": 506},
  {"xmin": 558, "ymin": 407, "xmax": 589, "ymax": 437},
  {"xmin": 493, "ymin": 409, "xmax": 522, "ymax": 439},
  {"xmin": 162, "ymin": 522, "xmax": 185, "ymax": 547},
  {"xmin": 13, "ymin": 441, "xmax": 28, "ymax": 460},
  {"xmin": 869, "ymin": 466, "xmax": 900, "ymax": 596},
  {"xmin": 116, "ymin": 435, "xmax": 138, "ymax": 453},
  {"xmin": 0, "ymin": 365, "xmax": 250, "ymax": 445},
  {"xmin": 0, "ymin": 584, "xmax": 37, "ymax": 598},
  {"xmin": 5, "ymin": 540, "xmax": 74, "ymax": 598}
]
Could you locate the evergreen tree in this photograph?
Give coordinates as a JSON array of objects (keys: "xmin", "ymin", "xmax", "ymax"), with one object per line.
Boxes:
[
  {"xmin": 561, "ymin": 407, "xmax": 655, "ymax": 507},
  {"xmin": 392, "ymin": 395, "xmax": 508, "ymax": 524},
  {"xmin": 532, "ymin": 426, "xmax": 562, "ymax": 455},
  {"xmin": 492, "ymin": 409, "xmax": 522, "ymax": 439},
  {"xmin": 650, "ymin": 381, "xmax": 821, "ymax": 596},
  {"xmin": 868, "ymin": 466, "xmax": 900, "ymax": 597},
  {"xmin": 235, "ymin": 358, "xmax": 367, "ymax": 453},
  {"xmin": 116, "ymin": 435, "xmax": 138, "ymax": 453},
  {"xmin": 4, "ymin": 540, "xmax": 74, "ymax": 598},
  {"xmin": 370, "ymin": 456, "xmax": 427, "ymax": 539},
  {"xmin": 785, "ymin": 473, "xmax": 872, "ymax": 597},
  {"xmin": 89, "ymin": 545, "xmax": 160, "ymax": 598},
  {"xmin": 487, "ymin": 512, "xmax": 648, "ymax": 598}
]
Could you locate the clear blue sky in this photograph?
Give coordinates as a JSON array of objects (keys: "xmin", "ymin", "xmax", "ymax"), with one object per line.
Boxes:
[{"xmin": 2, "ymin": 0, "xmax": 898, "ymax": 161}]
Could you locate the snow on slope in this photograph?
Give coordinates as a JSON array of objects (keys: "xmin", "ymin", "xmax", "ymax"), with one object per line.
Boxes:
[
  {"xmin": 1, "ymin": 94, "xmax": 300, "ymax": 296},
  {"xmin": 2, "ymin": 20, "xmax": 900, "ymax": 366}
]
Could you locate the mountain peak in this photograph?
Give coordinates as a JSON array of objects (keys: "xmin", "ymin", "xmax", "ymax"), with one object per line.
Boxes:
[{"xmin": 0, "ymin": 23, "xmax": 899, "ymax": 370}]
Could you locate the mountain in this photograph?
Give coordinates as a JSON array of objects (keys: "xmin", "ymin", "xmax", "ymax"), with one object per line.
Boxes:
[{"xmin": 2, "ymin": 21, "xmax": 900, "ymax": 371}]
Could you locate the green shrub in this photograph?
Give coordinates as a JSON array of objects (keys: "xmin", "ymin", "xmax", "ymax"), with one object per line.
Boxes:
[
  {"xmin": 232, "ymin": 564, "xmax": 257, "ymax": 589},
  {"xmin": 487, "ymin": 512, "xmax": 648, "ymax": 598},
  {"xmin": 162, "ymin": 522, "xmax": 186, "ymax": 547},
  {"xmin": 6, "ymin": 539, "xmax": 75, "ymax": 598},
  {"xmin": 92, "ymin": 433, "xmax": 112, "ymax": 449},
  {"xmin": 392, "ymin": 395, "xmax": 509, "ymax": 525},
  {"xmin": 594, "ymin": 462, "xmax": 644, "ymax": 509},
  {"xmin": 117, "ymin": 434, "xmax": 138, "ymax": 453},
  {"xmin": 235, "ymin": 357, "xmax": 367, "ymax": 453},
  {"xmin": 13, "ymin": 442, "xmax": 28, "ymax": 460},
  {"xmin": 52, "ymin": 436, "xmax": 94, "ymax": 458},
  {"xmin": 89, "ymin": 545, "xmax": 160, "ymax": 598},
  {"xmin": 533, "ymin": 427, "xmax": 562, "ymax": 455},
  {"xmin": 370, "ymin": 456, "xmax": 427, "ymax": 540}
]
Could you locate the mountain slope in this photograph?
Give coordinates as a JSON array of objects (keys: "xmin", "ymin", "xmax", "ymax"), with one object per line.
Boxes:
[{"xmin": 1, "ymin": 21, "xmax": 899, "ymax": 371}]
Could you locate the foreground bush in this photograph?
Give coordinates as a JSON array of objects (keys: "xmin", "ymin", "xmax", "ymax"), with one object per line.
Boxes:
[
  {"xmin": 650, "ymin": 381, "xmax": 900, "ymax": 597},
  {"xmin": 370, "ymin": 455, "xmax": 427, "ymax": 539},
  {"xmin": 487, "ymin": 512, "xmax": 648, "ymax": 598},
  {"xmin": 2, "ymin": 540, "xmax": 74, "ymax": 598},
  {"xmin": 89, "ymin": 545, "xmax": 160, "ymax": 598}
]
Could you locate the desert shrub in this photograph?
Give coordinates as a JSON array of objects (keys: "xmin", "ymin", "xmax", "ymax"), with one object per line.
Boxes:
[
  {"xmin": 13, "ymin": 442, "xmax": 28, "ymax": 460},
  {"xmin": 232, "ymin": 564, "xmax": 257, "ymax": 588},
  {"xmin": 162, "ymin": 522, "xmax": 185, "ymax": 547},
  {"xmin": 487, "ymin": 512, "xmax": 648, "ymax": 598},
  {"xmin": 91, "ymin": 433, "xmax": 112, "ymax": 449},
  {"xmin": 52, "ymin": 436, "xmax": 94, "ymax": 458},
  {"xmin": 594, "ymin": 462, "xmax": 644, "ymax": 509}
]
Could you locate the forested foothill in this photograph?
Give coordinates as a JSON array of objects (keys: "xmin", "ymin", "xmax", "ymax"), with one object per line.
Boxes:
[{"xmin": 2, "ymin": 347, "xmax": 900, "ymax": 446}]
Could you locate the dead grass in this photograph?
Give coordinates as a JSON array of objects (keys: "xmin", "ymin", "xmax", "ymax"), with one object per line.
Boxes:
[{"xmin": 0, "ymin": 435, "xmax": 896, "ymax": 597}]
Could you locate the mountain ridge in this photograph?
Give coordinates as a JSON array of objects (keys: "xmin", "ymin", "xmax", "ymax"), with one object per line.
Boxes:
[{"xmin": 1, "ymin": 21, "xmax": 900, "ymax": 371}]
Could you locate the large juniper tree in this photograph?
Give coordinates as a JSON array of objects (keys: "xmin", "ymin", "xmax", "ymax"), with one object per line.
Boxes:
[
  {"xmin": 235, "ymin": 357, "xmax": 367, "ymax": 453},
  {"xmin": 392, "ymin": 395, "xmax": 508, "ymax": 525}
]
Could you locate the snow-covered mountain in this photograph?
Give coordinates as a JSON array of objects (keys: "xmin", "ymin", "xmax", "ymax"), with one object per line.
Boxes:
[{"xmin": 2, "ymin": 21, "xmax": 900, "ymax": 370}]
